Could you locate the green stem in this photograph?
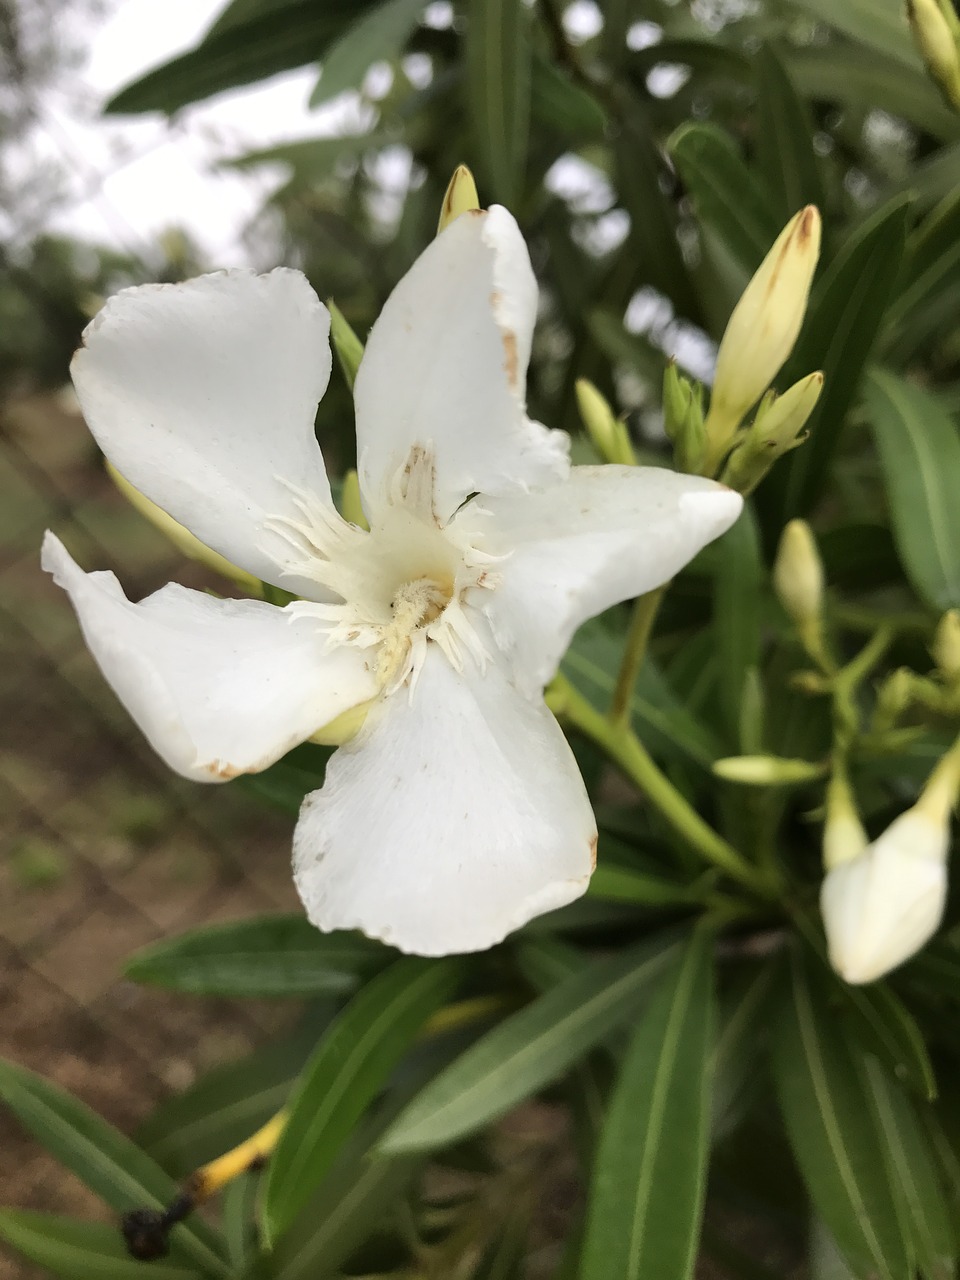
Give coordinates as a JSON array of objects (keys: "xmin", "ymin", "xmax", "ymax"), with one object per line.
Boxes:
[
  {"xmin": 555, "ymin": 676, "xmax": 772, "ymax": 895},
  {"xmin": 610, "ymin": 587, "xmax": 665, "ymax": 727}
]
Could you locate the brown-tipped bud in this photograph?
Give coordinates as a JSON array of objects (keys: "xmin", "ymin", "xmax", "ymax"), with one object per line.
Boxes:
[
  {"xmin": 438, "ymin": 165, "xmax": 481, "ymax": 233},
  {"xmin": 773, "ymin": 519, "xmax": 824, "ymax": 631},
  {"xmin": 705, "ymin": 207, "xmax": 821, "ymax": 460}
]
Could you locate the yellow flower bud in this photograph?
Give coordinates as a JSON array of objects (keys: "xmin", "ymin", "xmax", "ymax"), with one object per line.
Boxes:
[
  {"xmin": 662, "ymin": 363, "xmax": 706, "ymax": 473},
  {"xmin": 713, "ymin": 754, "xmax": 827, "ymax": 785},
  {"xmin": 822, "ymin": 769, "xmax": 868, "ymax": 871},
  {"xmin": 437, "ymin": 164, "xmax": 481, "ymax": 233},
  {"xmin": 907, "ymin": 0, "xmax": 960, "ymax": 110},
  {"xmin": 933, "ymin": 609, "xmax": 960, "ymax": 683},
  {"xmin": 107, "ymin": 463, "xmax": 263, "ymax": 596},
  {"xmin": 575, "ymin": 379, "xmax": 636, "ymax": 466},
  {"xmin": 773, "ymin": 519, "xmax": 823, "ymax": 631},
  {"xmin": 310, "ymin": 698, "xmax": 374, "ymax": 746},
  {"xmin": 705, "ymin": 207, "xmax": 821, "ymax": 463},
  {"xmin": 327, "ymin": 299, "xmax": 365, "ymax": 391},
  {"xmin": 339, "ymin": 468, "xmax": 369, "ymax": 530},
  {"xmin": 722, "ymin": 371, "xmax": 823, "ymax": 493}
]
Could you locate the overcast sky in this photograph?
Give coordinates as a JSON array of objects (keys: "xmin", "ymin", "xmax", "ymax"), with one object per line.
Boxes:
[{"xmin": 28, "ymin": 0, "xmax": 348, "ymax": 264}]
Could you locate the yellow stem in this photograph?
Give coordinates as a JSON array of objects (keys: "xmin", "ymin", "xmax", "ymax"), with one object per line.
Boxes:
[{"xmin": 189, "ymin": 1109, "xmax": 288, "ymax": 1202}]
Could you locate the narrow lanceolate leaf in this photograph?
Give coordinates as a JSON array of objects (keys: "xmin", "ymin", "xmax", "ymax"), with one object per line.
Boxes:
[
  {"xmin": 0, "ymin": 1211, "xmax": 201, "ymax": 1280},
  {"xmin": 580, "ymin": 931, "xmax": 715, "ymax": 1280},
  {"xmin": 787, "ymin": 0, "xmax": 922, "ymax": 69},
  {"xmin": 668, "ymin": 122, "xmax": 780, "ymax": 276},
  {"xmin": 772, "ymin": 195, "xmax": 912, "ymax": 519},
  {"xmin": 860, "ymin": 1055, "xmax": 956, "ymax": 1277},
  {"xmin": 838, "ymin": 978, "xmax": 936, "ymax": 1102},
  {"xmin": 0, "ymin": 1060, "xmax": 228, "ymax": 1277},
  {"xmin": 466, "ymin": 0, "xmax": 530, "ymax": 207},
  {"xmin": 755, "ymin": 45, "xmax": 825, "ymax": 223},
  {"xmin": 123, "ymin": 916, "xmax": 385, "ymax": 998},
  {"xmin": 262, "ymin": 957, "xmax": 461, "ymax": 1244},
  {"xmin": 885, "ymin": 189, "xmax": 960, "ymax": 361},
  {"xmin": 771, "ymin": 957, "xmax": 912, "ymax": 1280},
  {"xmin": 865, "ymin": 367, "xmax": 960, "ymax": 611},
  {"xmin": 308, "ymin": 0, "xmax": 427, "ymax": 107},
  {"xmin": 380, "ymin": 933, "xmax": 681, "ymax": 1153},
  {"xmin": 713, "ymin": 504, "xmax": 762, "ymax": 749},
  {"xmin": 106, "ymin": 0, "xmax": 375, "ymax": 113}
]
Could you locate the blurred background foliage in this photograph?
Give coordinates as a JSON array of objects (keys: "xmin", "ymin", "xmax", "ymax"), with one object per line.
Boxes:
[{"xmin": 6, "ymin": 0, "xmax": 960, "ymax": 1277}]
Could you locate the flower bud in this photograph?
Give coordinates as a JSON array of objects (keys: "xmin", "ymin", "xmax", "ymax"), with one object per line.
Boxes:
[
  {"xmin": 773, "ymin": 519, "xmax": 823, "ymax": 631},
  {"xmin": 327, "ymin": 300, "xmax": 364, "ymax": 390},
  {"xmin": 576, "ymin": 378, "xmax": 635, "ymax": 466},
  {"xmin": 907, "ymin": 0, "xmax": 960, "ymax": 111},
  {"xmin": 872, "ymin": 667, "xmax": 915, "ymax": 733},
  {"xmin": 722, "ymin": 371, "xmax": 823, "ymax": 493},
  {"xmin": 820, "ymin": 809, "xmax": 948, "ymax": 984},
  {"xmin": 437, "ymin": 164, "xmax": 481, "ymax": 233},
  {"xmin": 662, "ymin": 363, "xmax": 706, "ymax": 473},
  {"xmin": 822, "ymin": 769, "xmax": 868, "ymax": 871},
  {"xmin": 107, "ymin": 463, "xmax": 262, "ymax": 596},
  {"xmin": 705, "ymin": 207, "xmax": 821, "ymax": 460},
  {"xmin": 713, "ymin": 754, "xmax": 826, "ymax": 785},
  {"xmin": 934, "ymin": 609, "xmax": 960, "ymax": 683}
]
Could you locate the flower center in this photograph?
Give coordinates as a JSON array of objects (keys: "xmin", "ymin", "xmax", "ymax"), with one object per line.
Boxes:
[{"xmin": 266, "ymin": 451, "xmax": 500, "ymax": 695}]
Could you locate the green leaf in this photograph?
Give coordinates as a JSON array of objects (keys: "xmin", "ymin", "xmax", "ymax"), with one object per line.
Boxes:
[
  {"xmin": 135, "ymin": 1015, "xmax": 321, "ymax": 1177},
  {"xmin": 562, "ymin": 622, "xmax": 723, "ymax": 768},
  {"xmin": 0, "ymin": 1211, "xmax": 201, "ymax": 1280},
  {"xmin": 0, "ymin": 1060, "xmax": 228, "ymax": 1276},
  {"xmin": 579, "ymin": 931, "xmax": 715, "ymax": 1280},
  {"xmin": 860, "ymin": 1055, "xmax": 956, "ymax": 1277},
  {"xmin": 223, "ymin": 133, "xmax": 379, "ymax": 193},
  {"xmin": 787, "ymin": 0, "xmax": 922, "ymax": 69},
  {"xmin": 222, "ymin": 1173, "xmax": 259, "ymax": 1273},
  {"xmin": 785, "ymin": 45, "xmax": 960, "ymax": 143},
  {"xmin": 771, "ymin": 956, "xmax": 912, "ymax": 1279},
  {"xmin": 885, "ymin": 189, "xmax": 960, "ymax": 363},
  {"xmin": 530, "ymin": 51, "xmax": 606, "ymax": 139},
  {"xmin": 713, "ymin": 504, "xmax": 763, "ymax": 749},
  {"xmin": 262, "ymin": 957, "xmax": 461, "ymax": 1243},
  {"xmin": 615, "ymin": 105, "xmax": 701, "ymax": 321},
  {"xmin": 755, "ymin": 44, "xmax": 825, "ymax": 223},
  {"xmin": 124, "ymin": 915, "xmax": 385, "ymax": 998},
  {"xmin": 106, "ymin": 0, "xmax": 374, "ymax": 114},
  {"xmin": 865, "ymin": 367, "xmax": 960, "ymax": 610},
  {"xmin": 465, "ymin": 0, "xmax": 531, "ymax": 206},
  {"xmin": 711, "ymin": 961, "xmax": 778, "ymax": 1141},
  {"xmin": 772, "ymin": 195, "xmax": 912, "ymax": 519},
  {"xmin": 667, "ymin": 121, "xmax": 780, "ymax": 277},
  {"xmin": 839, "ymin": 978, "xmax": 936, "ymax": 1102},
  {"xmin": 308, "ymin": 0, "xmax": 427, "ymax": 108},
  {"xmin": 587, "ymin": 861, "xmax": 700, "ymax": 907},
  {"xmin": 380, "ymin": 933, "xmax": 680, "ymax": 1153}
]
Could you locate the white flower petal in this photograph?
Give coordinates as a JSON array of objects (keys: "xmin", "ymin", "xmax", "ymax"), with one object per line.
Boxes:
[
  {"xmin": 71, "ymin": 269, "xmax": 334, "ymax": 595},
  {"xmin": 458, "ymin": 466, "xmax": 743, "ymax": 694},
  {"xmin": 821, "ymin": 810, "xmax": 949, "ymax": 985},
  {"xmin": 42, "ymin": 532, "xmax": 378, "ymax": 783},
  {"xmin": 293, "ymin": 647, "xmax": 596, "ymax": 955},
  {"xmin": 354, "ymin": 206, "xmax": 569, "ymax": 524}
]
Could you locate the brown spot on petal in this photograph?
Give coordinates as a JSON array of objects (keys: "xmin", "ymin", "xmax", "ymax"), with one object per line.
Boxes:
[
  {"xmin": 589, "ymin": 833, "xmax": 598, "ymax": 871},
  {"xmin": 502, "ymin": 329, "xmax": 519, "ymax": 389},
  {"xmin": 205, "ymin": 760, "xmax": 243, "ymax": 781}
]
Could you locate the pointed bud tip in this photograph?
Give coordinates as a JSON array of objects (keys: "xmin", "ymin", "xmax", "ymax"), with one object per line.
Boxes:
[{"xmin": 438, "ymin": 165, "xmax": 481, "ymax": 233}]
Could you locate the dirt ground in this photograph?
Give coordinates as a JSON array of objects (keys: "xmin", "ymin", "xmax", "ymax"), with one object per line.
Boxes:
[{"xmin": 0, "ymin": 392, "xmax": 304, "ymax": 1276}]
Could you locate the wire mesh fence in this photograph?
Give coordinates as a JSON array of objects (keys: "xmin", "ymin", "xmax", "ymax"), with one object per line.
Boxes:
[{"xmin": 0, "ymin": 390, "xmax": 303, "ymax": 1272}]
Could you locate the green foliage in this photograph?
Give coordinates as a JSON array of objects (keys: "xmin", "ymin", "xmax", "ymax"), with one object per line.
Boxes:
[{"xmin": 11, "ymin": 1, "xmax": 960, "ymax": 1278}]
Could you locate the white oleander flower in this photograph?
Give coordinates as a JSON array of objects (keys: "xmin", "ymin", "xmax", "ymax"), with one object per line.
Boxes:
[{"xmin": 43, "ymin": 206, "xmax": 741, "ymax": 955}]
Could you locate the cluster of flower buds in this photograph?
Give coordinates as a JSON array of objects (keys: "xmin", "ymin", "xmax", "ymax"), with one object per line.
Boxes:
[
  {"xmin": 908, "ymin": 0, "xmax": 960, "ymax": 111},
  {"xmin": 820, "ymin": 742, "xmax": 960, "ymax": 984},
  {"xmin": 701, "ymin": 206, "xmax": 822, "ymax": 479}
]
